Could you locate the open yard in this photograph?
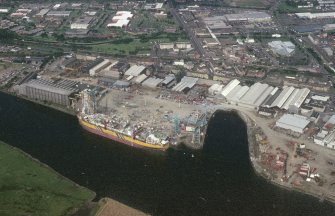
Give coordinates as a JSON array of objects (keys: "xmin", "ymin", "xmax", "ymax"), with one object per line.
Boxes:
[{"xmin": 0, "ymin": 141, "xmax": 95, "ymax": 216}]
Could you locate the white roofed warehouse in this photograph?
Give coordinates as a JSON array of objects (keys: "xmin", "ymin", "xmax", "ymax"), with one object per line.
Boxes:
[
  {"xmin": 221, "ymin": 79, "xmax": 240, "ymax": 98},
  {"xmin": 275, "ymin": 114, "xmax": 310, "ymax": 134}
]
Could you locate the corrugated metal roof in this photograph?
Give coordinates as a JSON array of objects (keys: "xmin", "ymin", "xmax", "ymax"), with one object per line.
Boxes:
[
  {"xmin": 221, "ymin": 79, "xmax": 240, "ymax": 97},
  {"xmin": 277, "ymin": 114, "xmax": 310, "ymax": 130},
  {"xmin": 124, "ymin": 65, "xmax": 146, "ymax": 76},
  {"xmin": 270, "ymin": 86, "xmax": 295, "ymax": 108},
  {"xmin": 172, "ymin": 76, "xmax": 198, "ymax": 92},
  {"xmin": 239, "ymin": 82, "xmax": 269, "ymax": 105},
  {"xmin": 134, "ymin": 74, "xmax": 148, "ymax": 84},
  {"xmin": 142, "ymin": 77, "xmax": 163, "ymax": 88}
]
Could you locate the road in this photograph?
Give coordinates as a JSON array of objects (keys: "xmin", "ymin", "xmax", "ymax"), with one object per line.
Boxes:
[{"xmin": 168, "ymin": 1, "xmax": 206, "ymax": 57}]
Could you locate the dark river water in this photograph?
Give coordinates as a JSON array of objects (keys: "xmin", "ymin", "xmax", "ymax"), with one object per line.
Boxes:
[{"xmin": 1, "ymin": 92, "xmax": 335, "ymax": 216}]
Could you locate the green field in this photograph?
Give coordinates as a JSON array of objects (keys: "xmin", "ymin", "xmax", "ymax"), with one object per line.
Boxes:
[
  {"xmin": 224, "ymin": 0, "xmax": 272, "ymax": 8},
  {"xmin": 0, "ymin": 141, "xmax": 95, "ymax": 216}
]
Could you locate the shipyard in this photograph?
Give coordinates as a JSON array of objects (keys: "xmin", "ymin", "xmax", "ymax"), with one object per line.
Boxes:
[{"xmin": 1, "ymin": 0, "xmax": 335, "ymax": 215}]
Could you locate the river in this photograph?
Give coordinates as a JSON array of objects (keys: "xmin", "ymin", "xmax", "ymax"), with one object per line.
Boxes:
[{"xmin": 0, "ymin": 92, "xmax": 335, "ymax": 216}]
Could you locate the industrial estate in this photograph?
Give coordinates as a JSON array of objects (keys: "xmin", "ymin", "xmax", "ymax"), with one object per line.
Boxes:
[{"xmin": 1, "ymin": 0, "xmax": 335, "ymax": 214}]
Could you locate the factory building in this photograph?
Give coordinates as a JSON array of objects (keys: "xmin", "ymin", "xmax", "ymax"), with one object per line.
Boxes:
[
  {"xmin": 142, "ymin": 77, "xmax": 163, "ymax": 89},
  {"xmin": 35, "ymin": 9, "xmax": 50, "ymax": 17},
  {"xmin": 269, "ymin": 86, "xmax": 296, "ymax": 109},
  {"xmin": 221, "ymin": 79, "xmax": 240, "ymax": 97},
  {"xmin": 107, "ymin": 11, "xmax": 133, "ymax": 28},
  {"xmin": 0, "ymin": 8, "xmax": 9, "ymax": 13},
  {"xmin": 225, "ymin": 11, "xmax": 271, "ymax": 22},
  {"xmin": 238, "ymin": 83, "xmax": 271, "ymax": 109},
  {"xmin": 71, "ymin": 16, "xmax": 94, "ymax": 30},
  {"xmin": 203, "ymin": 16, "xmax": 232, "ymax": 30},
  {"xmin": 276, "ymin": 114, "xmax": 310, "ymax": 134},
  {"xmin": 227, "ymin": 85, "xmax": 250, "ymax": 103},
  {"xmin": 208, "ymin": 83, "xmax": 224, "ymax": 96},
  {"xmin": 172, "ymin": 76, "xmax": 198, "ymax": 93},
  {"xmin": 124, "ymin": 65, "xmax": 146, "ymax": 77},
  {"xmin": 134, "ymin": 74, "xmax": 148, "ymax": 84},
  {"xmin": 89, "ymin": 59, "xmax": 111, "ymax": 76},
  {"xmin": 323, "ymin": 23, "xmax": 335, "ymax": 31},
  {"xmin": 314, "ymin": 115, "xmax": 335, "ymax": 149},
  {"xmin": 47, "ymin": 11, "xmax": 72, "ymax": 17},
  {"xmin": 161, "ymin": 74, "xmax": 176, "ymax": 88},
  {"xmin": 268, "ymin": 41, "xmax": 295, "ymax": 56},
  {"xmin": 296, "ymin": 12, "xmax": 335, "ymax": 19},
  {"xmin": 18, "ymin": 79, "xmax": 77, "ymax": 106},
  {"xmin": 209, "ymin": 79, "xmax": 310, "ymax": 111}
]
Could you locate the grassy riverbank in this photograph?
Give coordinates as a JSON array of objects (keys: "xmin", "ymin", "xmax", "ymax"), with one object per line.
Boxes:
[{"xmin": 0, "ymin": 141, "xmax": 95, "ymax": 216}]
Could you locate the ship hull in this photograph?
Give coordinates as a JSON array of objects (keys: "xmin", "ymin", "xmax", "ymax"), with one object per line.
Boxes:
[{"xmin": 78, "ymin": 117, "xmax": 168, "ymax": 151}]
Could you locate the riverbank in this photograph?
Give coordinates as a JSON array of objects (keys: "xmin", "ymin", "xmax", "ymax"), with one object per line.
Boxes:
[
  {"xmin": 228, "ymin": 108, "xmax": 335, "ymax": 205},
  {"xmin": 0, "ymin": 140, "xmax": 95, "ymax": 216}
]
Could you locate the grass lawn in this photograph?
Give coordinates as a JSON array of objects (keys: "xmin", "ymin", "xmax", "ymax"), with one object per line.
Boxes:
[
  {"xmin": 224, "ymin": 0, "xmax": 271, "ymax": 8},
  {"xmin": 0, "ymin": 141, "xmax": 95, "ymax": 216}
]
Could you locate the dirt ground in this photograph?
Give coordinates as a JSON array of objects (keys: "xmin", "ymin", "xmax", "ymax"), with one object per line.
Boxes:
[{"xmin": 95, "ymin": 198, "xmax": 149, "ymax": 216}]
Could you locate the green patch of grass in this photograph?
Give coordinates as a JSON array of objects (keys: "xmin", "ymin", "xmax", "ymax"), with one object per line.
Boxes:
[
  {"xmin": 224, "ymin": 0, "xmax": 271, "ymax": 8},
  {"xmin": 0, "ymin": 141, "xmax": 95, "ymax": 216}
]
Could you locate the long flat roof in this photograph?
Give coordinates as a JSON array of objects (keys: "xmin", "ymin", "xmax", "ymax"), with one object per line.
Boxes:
[
  {"xmin": 277, "ymin": 114, "xmax": 310, "ymax": 130},
  {"xmin": 124, "ymin": 65, "xmax": 146, "ymax": 76}
]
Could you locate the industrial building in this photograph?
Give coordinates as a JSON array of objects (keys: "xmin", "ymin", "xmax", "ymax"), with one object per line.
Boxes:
[
  {"xmin": 275, "ymin": 114, "xmax": 310, "ymax": 134},
  {"xmin": 35, "ymin": 9, "xmax": 50, "ymax": 17},
  {"xmin": 238, "ymin": 83, "xmax": 271, "ymax": 109},
  {"xmin": 203, "ymin": 16, "xmax": 232, "ymax": 30},
  {"xmin": 71, "ymin": 16, "xmax": 94, "ymax": 29},
  {"xmin": 323, "ymin": 23, "xmax": 335, "ymax": 31},
  {"xmin": 0, "ymin": 8, "xmax": 9, "ymax": 13},
  {"xmin": 124, "ymin": 65, "xmax": 146, "ymax": 77},
  {"xmin": 134, "ymin": 74, "xmax": 148, "ymax": 84},
  {"xmin": 211, "ymin": 78, "xmax": 310, "ymax": 111},
  {"xmin": 107, "ymin": 11, "xmax": 133, "ymax": 28},
  {"xmin": 208, "ymin": 83, "xmax": 224, "ymax": 96},
  {"xmin": 295, "ymin": 12, "xmax": 335, "ymax": 19},
  {"xmin": 161, "ymin": 74, "xmax": 176, "ymax": 88},
  {"xmin": 314, "ymin": 115, "xmax": 335, "ymax": 149},
  {"xmin": 159, "ymin": 42, "xmax": 192, "ymax": 50},
  {"xmin": 47, "ymin": 11, "xmax": 72, "ymax": 17},
  {"xmin": 81, "ymin": 58, "xmax": 104, "ymax": 74},
  {"xmin": 225, "ymin": 11, "xmax": 271, "ymax": 22},
  {"xmin": 89, "ymin": 59, "xmax": 111, "ymax": 76},
  {"xmin": 221, "ymin": 79, "xmax": 240, "ymax": 97},
  {"xmin": 172, "ymin": 76, "xmax": 198, "ymax": 93},
  {"xmin": 268, "ymin": 41, "xmax": 295, "ymax": 56},
  {"xmin": 17, "ymin": 79, "xmax": 78, "ymax": 106},
  {"xmin": 142, "ymin": 77, "xmax": 163, "ymax": 88}
]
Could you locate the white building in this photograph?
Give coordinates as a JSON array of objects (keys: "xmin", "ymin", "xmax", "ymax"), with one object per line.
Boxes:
[
  {"xmin": 107, "ymin": 11, "xmax": 133, "ymax": 28},
  {"xmin": 296, "ymin": 12, "xmax": 335, "ymax": 19},
  {"xmin": 0, "ymin": 9, "xmax": 9, "ymax": 13},
  {"xmin": 124, "ymin": 65, "xmax": 146, "ymax": 77},
  {"xmin": 268, "ymin": 41, "xmax": 295, "ymax": 56},
  {"xmin": 89, "ymin": 59, "xmax": 111, "ymax": 76},
  {"xmin": 71, "ymin": 17, "xmax": 94, "ymax": 30},
  {"xmin": 276, "ymin": 114, "xmax": 310, "ymax": 134},
  {"xmin": 221, "ymin": 79, "xmax": 240, "ymax": 97},
  {"xmin": 208, "ymin": 83, "xmax": 224, "ymax": 96}
]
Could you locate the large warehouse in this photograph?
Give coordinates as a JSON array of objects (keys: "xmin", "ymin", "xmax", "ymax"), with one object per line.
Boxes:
[
  {"xmin": 18, "ymin": 79, "xmax": 77, "ymax": 106},
  {"xmin": 221, "ymin": 79, "xmax": 240, "ymax": 97},
  {"xmin": 276, "ymin": 114, "xmax": 310, "ymax": 134}
]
